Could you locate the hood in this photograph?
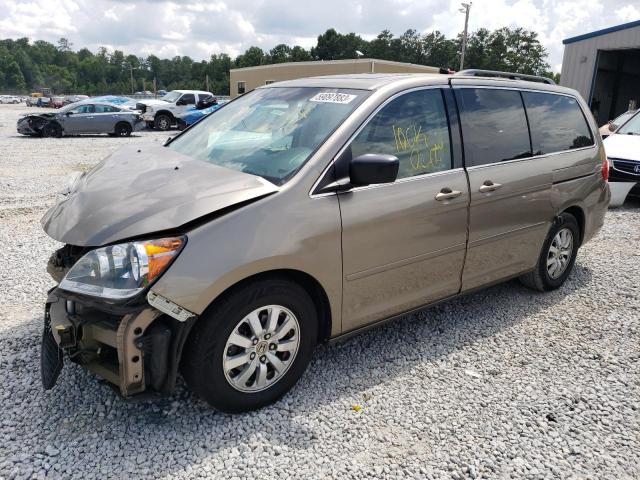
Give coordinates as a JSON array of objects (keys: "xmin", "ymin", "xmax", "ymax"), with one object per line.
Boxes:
[
  {"xmin": 41, "ymin": 145, "xmax": 278, "ymax": 247},
  {"xmin": 603, "ymin": 134, "xmax": 640, "ymax": 161}
]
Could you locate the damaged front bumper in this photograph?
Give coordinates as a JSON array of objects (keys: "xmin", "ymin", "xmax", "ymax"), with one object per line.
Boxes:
[{"xmin": 42, "ymin": 285, "xmax": 197, "ymax": 398}]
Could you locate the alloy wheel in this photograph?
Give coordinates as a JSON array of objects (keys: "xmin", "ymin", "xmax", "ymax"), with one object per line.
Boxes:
[
  {"xmin": 547, "ymin": 227, "xmax": 573, "ymax": 279},
  {"xmin": 222, "ymin": 305, "xmax": 300, "ymax": 393}
]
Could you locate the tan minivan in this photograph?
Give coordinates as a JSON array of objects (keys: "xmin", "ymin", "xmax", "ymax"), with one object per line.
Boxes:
[{"xmin": 41, "ymin": 70, "xmax": 610, "ymax": 412}]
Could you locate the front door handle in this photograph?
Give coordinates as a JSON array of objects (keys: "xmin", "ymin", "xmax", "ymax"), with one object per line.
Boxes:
[
  {"xmin": 435, "ymin": 188, "xmax": 463, "ymax": 201},
  {"xmin": 479, "ymin": 181, "xmax": 503, "ymax": 193}
]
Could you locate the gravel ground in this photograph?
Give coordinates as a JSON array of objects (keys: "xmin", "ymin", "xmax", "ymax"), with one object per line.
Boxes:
[{"xmin": 0, "ymin": 103, "xmax": 639, "ymax": 480}]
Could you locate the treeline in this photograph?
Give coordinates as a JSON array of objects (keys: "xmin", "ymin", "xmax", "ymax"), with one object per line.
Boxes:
[{"xmin": 0, "ymin": 27, "xmax": 557, "ymax": 96}]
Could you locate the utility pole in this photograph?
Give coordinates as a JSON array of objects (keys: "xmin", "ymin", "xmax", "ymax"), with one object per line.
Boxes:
[
  {"xmin": 129, "ymin": 63, "xmax": 134, "ymax": 94},
  {"xmin": 205, "ymin": 74, "xmax": 210, "ymax": 93},
  {"xmin": 459, "ymin": 2, "xmax": 472, "ymax": 71}
]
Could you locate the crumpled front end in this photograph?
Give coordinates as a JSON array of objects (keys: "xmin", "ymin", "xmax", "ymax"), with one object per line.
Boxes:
[
  {"xmin": 17, "ymin": 115, "xmax": 51, "ymax": 136},
  {"xmin": 41, "ymin": 245, "xmax": 197, "ymax": 397}
]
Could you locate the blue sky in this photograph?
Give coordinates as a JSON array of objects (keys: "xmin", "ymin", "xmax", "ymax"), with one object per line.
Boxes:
[{"xmin": 0, "ymin": 0, "xmax": 638, "ymax": 71}]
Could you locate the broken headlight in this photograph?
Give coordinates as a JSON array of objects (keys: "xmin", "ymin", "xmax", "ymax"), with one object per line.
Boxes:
[{"xmin": 58, "ymin": 237, "xmax": 185, "ymax": 300}]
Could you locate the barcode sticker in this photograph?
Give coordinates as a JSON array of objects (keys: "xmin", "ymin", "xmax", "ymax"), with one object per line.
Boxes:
[{"xmin": 309, "ymin": 92, "xmax": 357, "ymax": 104}]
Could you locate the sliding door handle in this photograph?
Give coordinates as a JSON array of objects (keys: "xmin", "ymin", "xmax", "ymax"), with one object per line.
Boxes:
[
  {"xmin": 479, "ymin": 181, "xmax": 503, "ymax": 193},
  {"xmin": 435, "ymin": 188, "xmax": 463, "ymax": 201}
]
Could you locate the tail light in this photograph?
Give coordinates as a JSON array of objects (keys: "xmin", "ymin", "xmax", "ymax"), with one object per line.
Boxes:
[{"xmin": 600, "ymin": 147, "xmax": 609, "ymax": 182}]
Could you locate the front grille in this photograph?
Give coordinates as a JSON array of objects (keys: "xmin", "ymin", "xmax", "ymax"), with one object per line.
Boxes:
[
  {"xmin": 136, "ymin": 103, "xmax": 147, "ymax": 113},
  {"xmin": 610, "ymin": 158, "xmax": 640, "ymax": 176}
]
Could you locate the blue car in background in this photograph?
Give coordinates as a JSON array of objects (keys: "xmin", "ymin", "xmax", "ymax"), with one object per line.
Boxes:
[{"xmin": 175, "ymin": 98, "xmax": 224, "ymax": 130}]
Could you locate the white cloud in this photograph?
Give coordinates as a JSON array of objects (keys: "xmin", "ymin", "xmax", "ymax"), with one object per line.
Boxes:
[
  {"xmin": 0, "ymin": 0, "xmax": 638, "ymax": 71},
  {"xmin": 616, "ymin": 5, "xmax": 640, "ymax": 21}
]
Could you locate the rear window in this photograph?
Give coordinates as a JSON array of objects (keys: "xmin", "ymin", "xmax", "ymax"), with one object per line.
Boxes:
[
  {"xmin": 456, "ymin": 88, "xmax": 531, "ymax": 166},
  {"xmin": 522, "ymin": 92, "xmax": 594, "ymax": 155}
]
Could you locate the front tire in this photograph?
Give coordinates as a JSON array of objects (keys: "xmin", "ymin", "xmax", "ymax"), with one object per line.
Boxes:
[
  {"xmin": 42, "ymin": 122, "xmax": 62, "ymax": 138},
  {"xmin": 520, "ymin": 212, "xmax": 579, "ymax": 291},
  {"xmin": 154, "ymin": 113, "xmax": 172, "ymax": 131},
  {"xmin": 182, "ymin": 278, "xmax": 318, "ymax": 412},
  {"xmin": 114, "ymin": 122, "xmax": 132, "ymax": 136}
]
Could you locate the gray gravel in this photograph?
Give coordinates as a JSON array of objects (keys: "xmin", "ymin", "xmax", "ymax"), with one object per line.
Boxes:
[{"xmin": 1, "ymin": 103, "xmax": 639, "ymax": 480}]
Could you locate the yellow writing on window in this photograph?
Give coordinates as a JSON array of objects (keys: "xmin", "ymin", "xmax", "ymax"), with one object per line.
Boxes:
[{"xmin": 392, "ymin": 124, "xmax": 445, "ymax": 171}]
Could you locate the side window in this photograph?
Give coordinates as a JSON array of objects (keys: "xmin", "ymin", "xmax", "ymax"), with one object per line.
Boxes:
[
  {"xmin": 456, "ymin": 88, "xmax": 531, "ymax": 166},
  {"xmin": 522, "ymin": 92, "xmax": 594, "ymax": 155},
  {"xmin": 180, "ymin": 94, "xmax": 195, "ymax": 105},
  {"xmin": 94, "ymin": 104, "xmax": 119, "ymax": 113},
  {"xmin": 70, "ymin": 104, "xmax": 94, "ymax": 114},
  {"xmin": 350, "ymin": 89, "xmax": 452, "ymax": 179}
]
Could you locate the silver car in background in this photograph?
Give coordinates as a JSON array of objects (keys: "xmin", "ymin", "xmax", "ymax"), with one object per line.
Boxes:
[{"xmin": 17, "ymin": 100, "xmax": 144, "ymax": 137}]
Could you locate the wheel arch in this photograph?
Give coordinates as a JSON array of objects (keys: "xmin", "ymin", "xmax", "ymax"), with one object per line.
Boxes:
[
  {"xmin": 114, "ymin": 120, "xmax": 132, "ymax": 130},
  {"xmin": 154, "ymin": 109, "xmax": 175, "ymax": 120},
  {"xmin": 561, "ymin": 205, "xmax": 585, "ymax": 246},
  {"xmin": 180, "ymin": 268, "xmax": 333, "ymax": 356}
]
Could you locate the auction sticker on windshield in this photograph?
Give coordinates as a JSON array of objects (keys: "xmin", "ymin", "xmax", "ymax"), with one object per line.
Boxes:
[{"xmin": 309, "ymin": 92, "xmax": 357, "ymax": 104}]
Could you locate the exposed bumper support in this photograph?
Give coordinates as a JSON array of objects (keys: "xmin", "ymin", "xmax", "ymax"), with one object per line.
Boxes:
[{"xmin": 43, "ymin": 288, "xmax": 195, "ymax": 397}]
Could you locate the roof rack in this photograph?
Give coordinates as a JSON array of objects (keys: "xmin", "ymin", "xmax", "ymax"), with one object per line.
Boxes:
[{"xmin": 454, "ymin": 69, "xmax": 556, "ymax": 85}]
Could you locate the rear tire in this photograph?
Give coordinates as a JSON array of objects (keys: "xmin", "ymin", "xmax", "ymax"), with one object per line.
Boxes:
[
  {"xmin": 519, "ymin": 212, "xmax": 579, "ymax": 291},
  {"xmin": 181, "ymin": 278, "xmax": 318, "ymax": 413},
  {"xmin": 114, "ymin": 122, "xmax": 132, "ymax": 136}
]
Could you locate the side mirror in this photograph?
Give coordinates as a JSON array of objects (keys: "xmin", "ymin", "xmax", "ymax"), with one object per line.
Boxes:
[
  {"xmin": 608, "ymin": 123, "xmax": 617, "ymax": 132},
  {"xmin": 65, "ymin": 111, "xmax": 74, "ymax": 116},
  {"xmin": 349, "ymin": 154, "xmax": 399, "ymax": 186},
  {"xmin": 176, "ymin": 98, "xmax": 186, "ymax": 106}
]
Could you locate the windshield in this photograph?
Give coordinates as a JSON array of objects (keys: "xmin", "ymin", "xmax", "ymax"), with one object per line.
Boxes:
[
  {"xmin": 617, "ymin": 112, "xmax": 640, "ymax": 135},
  {"xmin": 168, "ymin": 87, "xmax": 368, "ymax": 184},
  {"xmin": 612, "ymin": 111, "xmax": 634, "ymax": 128},
  {"xmin": 161, "ymin": 91, "xmax": 182, "ymax": 103}
]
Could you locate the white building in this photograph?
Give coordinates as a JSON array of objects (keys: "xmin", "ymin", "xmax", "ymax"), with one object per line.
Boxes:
[{"xmin": 560, "ymin": 20, "xmax": 640, "ymax": 125}]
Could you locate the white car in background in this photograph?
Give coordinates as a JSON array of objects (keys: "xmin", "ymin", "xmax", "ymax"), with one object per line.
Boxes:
[
  {"xmin": 136, "ymin": 90, "xmax": 213, "ymax": 130},
  {"xmin": 0, "ymin": 95, "xmax": 20, "ymax": 104},
  {"xmin": 603, "ymin": 110, "xmax": 640, "ymax": 206},
  {"xmin": 599, "ymin": 109, "xmax": 637, "ymax": 139}
]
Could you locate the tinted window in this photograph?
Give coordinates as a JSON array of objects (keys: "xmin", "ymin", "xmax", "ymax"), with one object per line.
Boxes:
[
  {"xmin": 180, "ymin": 94, "xmax": 195, "ymax": 105},
  {"xmin": 457, "ymin": 89, "xmax": 531, "ymax": 166},
  {"xmin": 350, "ymin": 89, "xmax": 452, "ymax": 179},
  {"xmin": 523, "ymin": 92, "xmax": 594, "ymax": 154}
]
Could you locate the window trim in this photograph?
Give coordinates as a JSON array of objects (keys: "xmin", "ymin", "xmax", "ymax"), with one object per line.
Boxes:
[
  {"xmin": 310, "ymin": 85, "xmax": 455, "ymax": 197},
  {"xmin": 452, "ymin": 85, "xmax": 598, "ymax": 169}
]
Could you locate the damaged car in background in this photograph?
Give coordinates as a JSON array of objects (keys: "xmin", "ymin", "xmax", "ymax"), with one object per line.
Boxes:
[{"xmin": 17, "ymin": 100, "xmax": 144, "ymax": 137}]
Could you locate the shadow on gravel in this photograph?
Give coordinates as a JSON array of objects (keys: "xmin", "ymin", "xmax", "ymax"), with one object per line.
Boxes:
[
  {"xmin": 11, "ymin": 134, "xmax": 148, "ymax": 139},
  {"xmin": 2, "ymin": 264, "xmax": 594, "ymax": 477}
]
